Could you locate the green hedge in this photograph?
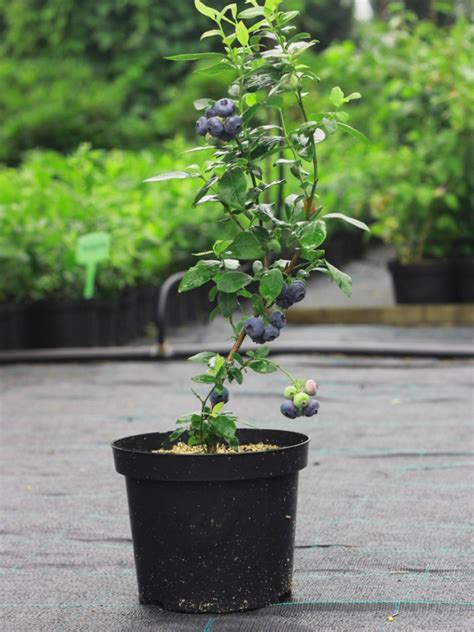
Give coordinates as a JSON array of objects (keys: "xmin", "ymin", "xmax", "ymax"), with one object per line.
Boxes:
[{"xmin": 0, "ymin": 140, "xmax": 237, "ymax": 302}]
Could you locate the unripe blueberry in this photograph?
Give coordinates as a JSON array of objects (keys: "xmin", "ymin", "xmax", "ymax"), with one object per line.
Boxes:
[
  {"xmin": 287, "ymin": 281, "xmax": 306, "ymax": 304},
  {"xmin": 207, "ymin": 117, "xmax": 225, "ymax": 138},
  {"xmin": 244, "ymin": 316, "xmax": 264, "ymax": 341},
  {"xmin": 262, "ymin": 324, "xmax": 280, "ymax": 342},
  {"xmin": 224, "ymin": 115, "xmax": 242, "ymax": 137},
  {"xmin": 283, "ymin": 385, "xmax": 297, "ymax": 400},
  {"xmin": 280, "ymin": 400, "xmax": 299, "ymax": 419},
  {"xmin": 206, "ymin": 106, "xmax": 217, "ymax": 118},
  {"xmin": 268, "ymin": 238, "xmax": 281, "ymax": 253},
  {"xmin": 214, "ymin": 98, "xmax": 235, "ymax": 117},
  {"xmin": 210, "ymin": 387, "xmax": 229, "ymax": 406},
  {"xmin": 252, "ymin": 260, "xmax": 263, "ymax": 274},
  {"xmin": 305, "ymin": 379, "xmax": 318, "ymax": 396},
  {"xmin": 270, "ymin": 311, "xmax": 286, "ymax": 330},
  {"xmin": 293, "ymin": 392, "xmax": 310, "ymax": 409},
  {"xmin": 303, "ymin": 398, "xmax": 320, "ymax": 417},
  {"xmin": 196, "ymin": 116, "xmax": 208, "ymax": 136}
]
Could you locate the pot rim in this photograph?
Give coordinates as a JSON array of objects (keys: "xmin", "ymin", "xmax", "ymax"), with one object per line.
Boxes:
[
  {"xmin": 112, "ymin": 429, "xmax": 311, "ymax": 482},
  {"xmin": 111, "ymin": 428, "xmax": 310, "ymax": 457}
]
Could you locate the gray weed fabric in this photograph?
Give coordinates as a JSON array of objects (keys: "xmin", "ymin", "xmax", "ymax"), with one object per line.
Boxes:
[{"xmin": 1, "ymin": 356, "xmax": 473, "ymax": 631}]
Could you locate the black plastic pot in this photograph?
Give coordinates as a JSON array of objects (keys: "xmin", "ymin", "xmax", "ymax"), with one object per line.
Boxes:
[
  {"xmin": 0, "ymin": 302, "xmax": 28, "ymax": 350},
  {"xmin": 112, "ymin": 429, "xmax": 310, "ymax": 613},
  {"xmin": 454, "ymin": 258, "xmax": 474, "ymax": 303},
  {"xmin": 388, "ymin": 259, "xmax": 455, "ymax": 304},
  {"xmin": 29, "ymin": 299, "xmax": 100, "ymax": 348}
]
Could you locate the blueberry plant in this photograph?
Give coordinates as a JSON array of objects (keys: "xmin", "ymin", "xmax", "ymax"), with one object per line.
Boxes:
[{"xmin": 147, "ymin": 0, "xmax": 368, "ymax": 452}]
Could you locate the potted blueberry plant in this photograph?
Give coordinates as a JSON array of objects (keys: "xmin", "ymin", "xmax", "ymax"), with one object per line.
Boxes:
[{"xmin": 112, "ymin": 0, "xmax": 368, "ymax": 614}]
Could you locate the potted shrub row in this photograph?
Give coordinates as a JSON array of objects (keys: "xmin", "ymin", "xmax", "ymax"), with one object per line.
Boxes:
[
  {"xmin": 366, "ymin": 14, "xmax": 473, "ymax": 305},
  {"xmin": 112, "ymin": 0, "xmax": 369, "ymax": 614}
]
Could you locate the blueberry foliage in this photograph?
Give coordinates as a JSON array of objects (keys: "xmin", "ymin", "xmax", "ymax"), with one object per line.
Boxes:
[{"xmin": 148, "ymin": 0, "xmax": 368, "ymax": 452}]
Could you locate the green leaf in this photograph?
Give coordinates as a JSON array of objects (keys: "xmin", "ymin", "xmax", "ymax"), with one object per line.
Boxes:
[
  {"xmin": 236, "ymin": 21, "xmax": 249, "ymax": 46},
  {"xmin": 179, "ymin": 260, "xmax": 221, "ymax": 292},
  {"xmin": 192, "ymin": 374, "xmax": 217, "ymax": 384},
  {"xmin": 227, "ymin": 232, "xmax": 264, "ymax": 260},
  {"xmin": 212, "ymin": 415, "xmax": 237, "ymax": 441},
  {"xmin": 194, "ymin": 0, "xmax": 218, "ymax": 19},
  {"xmin": 211, "ymin": 401, "xmax": 225, "ymax": 415},
  {"xmin": 193, "ymin": 176, "xmax": 218, "ymax": 207},
  {"xmin": 252, "ymin": 345, "xmax": 270, "ymax": 358},
  {"xmin": 213, "ymin": 239, "xmax": 233, "ymax": 256},
  {"xmin": 165, "ymin": 52, "xmax": 224, "ymax": 61},
  {"xmin": 188, "ymin": 352, "xmax": 216, "ymax": 363},
  {"xmin": 218, "ymin": 291, "xmax": 239, "ymax": 317},
  {"xmin": 239, "ymin": 7, "xmax": 265, "ymax": 18},
  {"xmin": 201, "ymin": 29, "xmax": 221, "ymax": 40},
  {"xmin": 248, "ymin": 359, "xmax": 277, "ymax": 373},
  {"xmin": 193, "ymin": 98, "xmax": 215, "ymax": 110},
  {"xmin": 144, "ymin": 171, "xmax": 198, "ymax": 183},
  {"xmin": 299, "ymin": 220, "xmax": 327, "ymax": 248},
  {"xmin": 337, "ymin": 123, "xmax": 368, "ymax": 143},
  {"xmin": 219, "ymin": 168, "xmax": 248, "ymax": 210},
  {"xmin": 216, "ymin": 272, "xmax": 253, "ymax": 293},
  {"xmin": 326, "ymin": 261, "xmax": 352, "ymax": 297},
  {"xmin": 259, "ymin": 268, "xmax": 284, "ymax": 302},
  {"xmin": 323, "ymin": 213, "xmax": 369, "ymax": 232},
  {"xmin": 329, "ymin": 86, "xmax": 344, "ymax": 108},
  {"xmin": 345, "ymin": 92, "xmax": 362, "ymax": 102}
]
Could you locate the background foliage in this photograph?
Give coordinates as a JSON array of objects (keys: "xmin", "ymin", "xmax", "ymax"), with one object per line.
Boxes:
[{"xmin": 0, "ymin": 0, "xmax": 472, "ymax": 302}]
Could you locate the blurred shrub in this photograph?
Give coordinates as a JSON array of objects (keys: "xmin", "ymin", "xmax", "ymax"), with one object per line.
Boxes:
[
  {"xmin": 0, "ymin": 0, "xmax": 354, "ymax": 163},
  {"xmin": 0, "ymin": 141, "xmax": 236, "ymax": 302},
  {"xmin": 0, "ymin": 57, "xmax": 160, "ymax": 164},
  {"xmin": 309, "ymin": 15, "xmax": 474, "ymax": 262}
]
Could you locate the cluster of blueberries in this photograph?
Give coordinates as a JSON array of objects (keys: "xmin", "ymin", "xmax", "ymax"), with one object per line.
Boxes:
[
  {"xmin": 276, "ymin": 281, "xmax": 306, "ymax": 309},
  {"xmin": 280, "ymin": 380, "xmax": 320, "ymax": 419},
  {"xmin": 196, "ymin": 98, "xmax": 242, "ymax": 141},
  {"xmin": 244, "ymin": 310, "xmax": 286, "ymax": 344}
]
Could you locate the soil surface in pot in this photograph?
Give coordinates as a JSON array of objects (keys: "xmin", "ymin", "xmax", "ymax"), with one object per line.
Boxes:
[{"xmin": 153, "ymin": 441, "xmax": 279, "ymax": 454}]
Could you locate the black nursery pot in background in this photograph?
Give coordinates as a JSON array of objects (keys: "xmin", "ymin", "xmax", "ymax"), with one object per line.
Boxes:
[
  {"xmin": 454, "ymin": 258, "xmax": 474, "ymax": 303},
  {"xmin": 0, "ymin": 302, "xmax": 29, "ymax": 350},
  {"xmin": 388, "ymin": 259, "xmax": 455, "ymax": 304},
  {"xmin": 112, "ymin": 429, "xmax": 310, "ymax": 614},
  {"xmin": 28, "ymin": 299, "xmax": 100, "ymax": 348}
]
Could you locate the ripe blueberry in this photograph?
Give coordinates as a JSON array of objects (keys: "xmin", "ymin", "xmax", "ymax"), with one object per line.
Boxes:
[
  {"xmin": 283, "ymin": 385, "xmax": 297, "ymax": 400},
  {"xmin": 303, "ymin": 398, "xmax": 320, "ymax": 417},
  {"xmin": 262, "ymin": 325, "xmax": 280, "ymax": 342},
  {"xmin": 270, "ymin": 311, "xmax": 286, "ymax": 330},
  {"xmin": 214, "ymin": 98, "xmax": 235, "ymax": 117},
  {"xmin": 224, "ymin": 115, "xmax": 242, "ymax": 137},
  {"xmin": 206, "ymin": 106, "xmax": 217, "ymax": 118},
  {"xmin": 305, "ymin": 379, "xmax": 318, "ymax": 396},
  {"xmin": 287, "ymin": 281, "xmax": 306, "ymax": 304},
  {"xmin": 276, "ymin": 283, "xmax": 292, "ymax": 309},
  {"xmin": 210, "ymin": 387, "xmax": 229, "ymax": 406},
  {"xmin": 196, "ymin": 116, "xmax": 208, "ymax": 136},
  {"xmin": 293, "ymin": 392, "xmax": 310, "ymax": 409},
  {"xmin": 207, "ymin": 117, "xmax": 225, "ymax": 138},
  {"xmin": 280, "ymin": 400, "xmax": 299, "ymax": 419},
  {"xmin": 244, "ymin": 316, "xmax": 264, "ymax": 341}
]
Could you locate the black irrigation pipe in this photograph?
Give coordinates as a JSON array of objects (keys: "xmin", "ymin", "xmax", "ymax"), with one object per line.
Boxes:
[
  {"xmin": 0, "ymin": 341, "xmax": 472, "ymax": 365},
  {"xmin": 2, "ymin": 264, "xmax": 473, "ymax": 364}
]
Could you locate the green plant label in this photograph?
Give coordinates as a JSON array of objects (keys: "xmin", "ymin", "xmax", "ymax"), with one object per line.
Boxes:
[{"xmin": 75, "ymin": 232, "xmax": 110, "ymax": 299}]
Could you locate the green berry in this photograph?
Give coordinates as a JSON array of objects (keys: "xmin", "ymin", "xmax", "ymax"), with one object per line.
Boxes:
[
  {"xmin": 293, "ymin": 392, "xmax": 310, "ymax": 409},
  {"xmin": 284, "ymin": 385, "xmax": 297, "ymax": 400},
  {"xmin": 252, "ymin": 260, "xmax": 263, "ymax": 274}
]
